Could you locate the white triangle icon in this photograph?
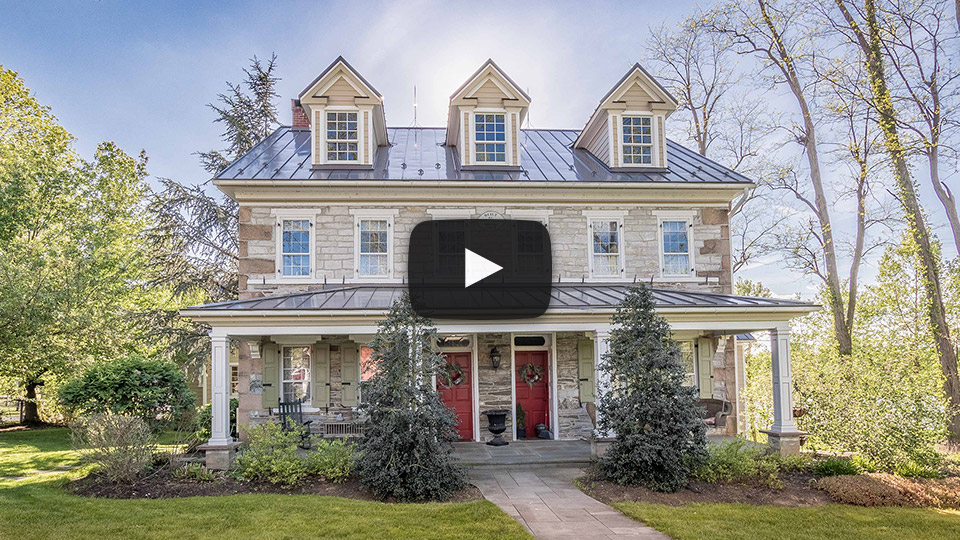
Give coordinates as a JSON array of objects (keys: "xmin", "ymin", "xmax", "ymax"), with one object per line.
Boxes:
[{"xmin": 464, "ymin": 248, "xmax": 503, "ymax": 288}]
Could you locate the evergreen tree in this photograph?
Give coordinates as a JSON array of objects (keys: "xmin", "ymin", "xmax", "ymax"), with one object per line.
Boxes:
[
  {"xmin": 597, "ymin": 285, "xmax": 707, "ymax": 492},
  {"xmin": 356, "ymin": 294, "xmax": 466, "ymax": 501},
  {"xmin": 145, "ymin": 54, "xmax": 279, "ymax": 371}
]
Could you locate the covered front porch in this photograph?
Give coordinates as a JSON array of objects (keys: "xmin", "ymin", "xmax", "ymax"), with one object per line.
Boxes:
[{"xmin": 181, "ymin": 284, "xmax": 818, "ymax": 469}]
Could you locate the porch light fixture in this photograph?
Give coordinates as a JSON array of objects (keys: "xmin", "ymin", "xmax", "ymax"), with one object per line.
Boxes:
[{"xmin": 490, "ymin": 347, "xmax": 502, "ymax": 370}]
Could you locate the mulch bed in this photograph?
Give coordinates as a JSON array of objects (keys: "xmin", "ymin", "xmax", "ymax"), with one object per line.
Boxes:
[
  {"xmin": 67, "ymin": 469, "xmax": 483, "ymax": 503},
  {"xmin": 577, "ymin": 470, "xmax": 832, "ymax": 507}
]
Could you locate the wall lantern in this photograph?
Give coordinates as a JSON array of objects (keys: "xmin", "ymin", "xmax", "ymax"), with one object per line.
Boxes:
[{"xmin": 490, "ymin": 347, "xmax": 502, "ymax": 370}]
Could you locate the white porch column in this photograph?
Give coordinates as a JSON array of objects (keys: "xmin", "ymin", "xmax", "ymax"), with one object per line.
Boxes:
[
  {"xmin": 594, "ymin": 329, "xmax": 612, "ymax": 438},
  {"xmin": 763, "ymin": 325, "xmax": 804, "ymax": 454},
  {"xmin": 208, "ymin": 334, "xmax": 233, "ymax": 447}
]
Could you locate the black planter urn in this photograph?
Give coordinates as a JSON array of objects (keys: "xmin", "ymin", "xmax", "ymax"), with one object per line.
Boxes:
[{"xmin": 482, "ymin": 409, "xmax": 510, "ymax": 446}]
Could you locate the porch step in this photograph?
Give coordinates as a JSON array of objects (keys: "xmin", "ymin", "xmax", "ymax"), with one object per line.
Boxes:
[
  {"xmin": 453, "ymin": 440, "xmax": 593, "ymax": 470},
  {"xmin": 460, "ymin": 458, "xmax": 592, "ymax": 471}
]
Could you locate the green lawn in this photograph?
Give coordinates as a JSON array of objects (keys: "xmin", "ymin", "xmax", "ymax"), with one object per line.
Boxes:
[
  {"xmin": 1, "ymin": 428, "xmax": 530, "ymax": 540},
  {"xmin": 616, "ymin": 501, "xmax": 960, "ymax": 540}
]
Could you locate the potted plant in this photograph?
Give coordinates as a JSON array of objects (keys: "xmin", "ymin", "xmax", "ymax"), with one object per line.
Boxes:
[{"xmin": 516, "ymin": 403, "xmax": 526, "ymax": 439}]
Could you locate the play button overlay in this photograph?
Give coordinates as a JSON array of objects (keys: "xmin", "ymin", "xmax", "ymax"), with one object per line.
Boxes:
[
  {"xmin": 464, "ymin": 249, "xmax": 502, "ymax": 287},
  {"xmin": 408, "ymin": 219, "xmax": 552, "ymax": 320}
]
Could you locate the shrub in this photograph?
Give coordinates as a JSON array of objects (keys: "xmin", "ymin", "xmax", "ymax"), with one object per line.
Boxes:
[
  {"xmin": 234, "ymin": 421, "xmax": 307, "ymax": 486},
  {"xmin": 70, "ymin": 414, "xmax": 155, "ymax": 483},
  {"xmin": 59, "ymin": 355, "xmax": 195, "ymax": 429},
  {"xmin": 692, "ymin": 438, "xmax": 809, "ymax": 489},
  {"xmin": 305, "ymin": 438, "xmax": 355, "ymax": 482},
  {"xmin": 895, "ymin": 460, "xmax": 943, "ymax": 479},
  {"xmin": 173, "ymin": 462, "xmax": 216, "ymax": 482},
  {"xmin": 813, "ymin": 456, "xmax": 860, "ymax": 477},
  {"xmin": 357, "ymin": 295, "xmax": 466, "ymax": 501},
  {"xmin": 819, "ymin": 473, "xmax": 960, "ymax": 508},
  {"xmin": 597, "ymin": 286, "xmax": 707, "ymax": 492},
  {"xmin": 193, "ymin": 398, "xmax": 239, "ymax": 441}
]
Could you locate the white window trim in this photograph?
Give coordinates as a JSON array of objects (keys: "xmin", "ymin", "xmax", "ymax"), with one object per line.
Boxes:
[
  {"xmin": 274, "ymin": 213, "xmax": 316, "ymax": 281},
  {"xmin": 656, "ymin": 210, "xmax": 696, "ymax": 278},
  {"xmin": 351, "ymin": 209, "xmax": 397, "ymax": 281},
  {"xmin": 508, "ymin": 208, "xmax": 552, "ymax": 225},
  {"xmin": 318, "ymin": 105, "xmax": 364, "ymax": 165},
  {"xmin": 679, "ymin": 340, "xmax": 699, "ymax": 390},
  {"xmin": 280, "ymin": 345, "xmax": 312, "ymax": 408},
  {"xmin": 427, "ymin": 208, "xmax": 475, "ymax": 219},
  {"xmin": 584, "ymin": 211, "xmax": 627, "ymax": 281},
  {"xmin": 616, "ymin": 111, "xmax": 659, "ymax": 168},
  {"xmin": 470, "ymin": 108, "xmax": 513, "ymax": 166}
]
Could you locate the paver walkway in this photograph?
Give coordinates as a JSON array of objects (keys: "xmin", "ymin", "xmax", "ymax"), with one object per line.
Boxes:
[{"xmin": 470, "ymin": 467, "xmax": 669, "ymax": 540}]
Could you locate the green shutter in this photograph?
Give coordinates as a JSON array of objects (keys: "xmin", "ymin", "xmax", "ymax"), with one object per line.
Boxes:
[
  {"xmin": 697, "ymin": 337, "xmax": 714, "ymax": 399},
  {"xmin": 341, "ymin": 343, "xmax": 359, "ymax": 407},
  {"xmin": 261, "ymin": 343, "xmax": 279, "ymax": 409},
  {"xmin": 577, "ymin": 339, "xmax": 595, "ymax": 403},
  {"xmin": 312, "ymin": 343, "xmax": 330, "ymax": 407}
]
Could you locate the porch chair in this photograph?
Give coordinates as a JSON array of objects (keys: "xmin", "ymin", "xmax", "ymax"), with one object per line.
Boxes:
[
  {"xmin": 278, "ymin": 398, "xmax": 313, "ymax": 449},
  {"xmin": 698, "ymin": 398, "xmax": 733, "ymax": 429}
]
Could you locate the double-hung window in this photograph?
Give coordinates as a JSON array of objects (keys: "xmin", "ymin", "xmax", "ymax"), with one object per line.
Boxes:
[
  {"xmin": 281, "ymin": 346, "xmax": 311, "ymax": 403},
  {"xmin": 678, "ymin": 341, "xmax": 697, "ymax": 389},
  {"xmin": 281, "ymin": 219, "xmax": 311, "ymax": 277},
  {"xmin": 358, "ymin": 219, "xmax": 390, "ymax": 278},
  {"xmin": 661, "ymin": 220, "xmax": 692, "ymax": 276},
  {"xmin": 590, "ymin": 219, "xmax": 623, "ymax": 278},
  {"xmin": 474, "ymin": 113, "xmax": 506, "ymax": 163},
  {"xmin": 326, "ymin": 111, "xmax": 358, "ymax": 162},
  {"xmin": 622, "ymin": 115, "xmax": 653, "ymax": 165}
]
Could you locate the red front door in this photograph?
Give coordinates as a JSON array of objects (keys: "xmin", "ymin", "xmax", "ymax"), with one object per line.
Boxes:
[
  {"xmin": 438, "ymin": 352, "xmax": 473, "ymax": 440},
  {"xmin": 515, "ymin": 350, "xmax": 549, "ymax": 438}
]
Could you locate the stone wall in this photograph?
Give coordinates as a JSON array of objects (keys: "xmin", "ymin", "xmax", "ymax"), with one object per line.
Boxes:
[
  {"xmin": 238, "ymin": 204, "xmax": 732, "ymax": 298},
  {"xmin": 475, "ymin": 333, "xmax": 513, "ymax": 442},
  {"xmin": 556, "ymin": 332, "xmax": 595, "ymax": 440}
]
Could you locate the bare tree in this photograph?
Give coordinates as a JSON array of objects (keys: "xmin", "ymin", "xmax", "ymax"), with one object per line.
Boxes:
[
  {"xmin": 832, "ymin": 0, "xmax": 960, "ymax": 439},
  {"xmin": 646, "ymin": 19, "xmax": 785, "ymax": 273},
  {"xmin": 702, "ymin": 0, "xmax": 856, "ymax": 355},
  {"xmin": 875, "ymin": 0, "xmax": 960, "ymax": 256}
]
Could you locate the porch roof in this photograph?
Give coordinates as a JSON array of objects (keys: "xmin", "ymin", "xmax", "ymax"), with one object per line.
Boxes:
[{"xmin": 184, "ymin": 284, "xmax": 816, "ymax": 314}]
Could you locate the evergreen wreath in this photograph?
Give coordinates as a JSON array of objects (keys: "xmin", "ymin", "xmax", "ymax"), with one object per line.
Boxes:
[
  {"xmin": 438, "ymin": 361, "xmax": 466, "ymax": 387},
  {"xmin": 518, "ymin": 363, "xmax": 545, "ymax": 388}
]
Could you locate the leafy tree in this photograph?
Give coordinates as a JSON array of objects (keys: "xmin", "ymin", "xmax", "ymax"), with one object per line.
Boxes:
[
  {"xmin": 790, "ymin": 235, "xmax": 950, "ymax": 468},
  {"xmin": 597, "ymin": 285, "xmax": 708, "ymax": 492},
  {"xmin": 59, "ymin": 355, "xmax": 195, "ymax": 429},
  {"xmin": 145, "ymin": 54, "xmax": 279, "ymax": 372},
  {"xmin": 356, "ymin": 294, "xmax": 466, "ymax": 502},
  {"xmin": 0, "ymin": 67, "xmax": 156, "ymax": 422}
]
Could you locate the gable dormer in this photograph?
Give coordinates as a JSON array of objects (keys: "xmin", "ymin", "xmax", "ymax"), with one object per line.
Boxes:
[
  {"xmin": 445, "ymin": 59, "xmax": 531, "ymax": 169},
  {"xmin": 575, "ymin": 64, "xmax": 677, "ymax": 170},
  {"xmin": 298, "ymin": 57, "xmax": 389, "ymax": 168}
]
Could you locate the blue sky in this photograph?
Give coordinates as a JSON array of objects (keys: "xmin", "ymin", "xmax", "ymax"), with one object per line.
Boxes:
[{"xmin": 1, "ymin": 0, "xmax": 956, "ymax": 298}]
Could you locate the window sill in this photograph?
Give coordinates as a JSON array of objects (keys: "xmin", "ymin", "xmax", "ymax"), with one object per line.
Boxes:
[{"xmin": 653, "ymin": 276, "xmax": 718, "ymax": 283}]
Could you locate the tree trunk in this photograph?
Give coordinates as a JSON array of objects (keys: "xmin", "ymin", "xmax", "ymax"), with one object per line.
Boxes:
[
  {"xmin": 22, "ymin": 381, "xmax": 42, "ymax": 425},
  {"xmin": 928, "ymin": 146, "xmax": 960, "ymax": 257},
  {"xmin": 838, "ymin": 0, "xmax": 960, "ymax": 439},
  {"xmin": 758, "ymin": 0, "xmax": 853, "ymax": 356}
]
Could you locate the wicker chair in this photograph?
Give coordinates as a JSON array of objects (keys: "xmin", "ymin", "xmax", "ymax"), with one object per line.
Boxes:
[{"xmin": 698, "ymin": 398, "xmax": 733, "ymax": 428}]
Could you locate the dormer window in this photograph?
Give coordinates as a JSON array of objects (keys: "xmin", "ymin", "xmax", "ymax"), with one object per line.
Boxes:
[
  {"xmin": 475, "ymin": 113, "xmax": 506, "ymax": 163},
  {"xmin": 326, "ymin": 111, "xmax": 358, "ymax": 162},
  {"xmin": 622, "ymin": 116, "xmax": 653, "ymax": 165}
]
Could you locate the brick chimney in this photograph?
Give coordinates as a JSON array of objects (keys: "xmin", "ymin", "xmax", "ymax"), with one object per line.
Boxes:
[{"xmin": 291, "ymin": 99, "xmax": 310, "ymax": 128}]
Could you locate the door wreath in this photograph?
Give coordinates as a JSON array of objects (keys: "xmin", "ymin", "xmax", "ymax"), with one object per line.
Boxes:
[
  {"xmin": 438, "ymin": 361, "xmax": 466, "ymax": 388},
  {"xmin": 518, "ymin": 363, "xmax": 545, "ymax": 388}
]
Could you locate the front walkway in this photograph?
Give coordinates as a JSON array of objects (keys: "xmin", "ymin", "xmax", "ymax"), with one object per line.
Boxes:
[{"xmin": 470, "ymin": 467, "xmax": 668, "ymax": 540}]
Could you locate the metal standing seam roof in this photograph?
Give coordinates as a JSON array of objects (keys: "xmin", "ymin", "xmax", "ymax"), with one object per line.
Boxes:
[
  {"xmin": 214, "ymin": 126, "xmax": 754, "ymax": 184},
  {"xmin": 186, "ymin": 284, "xmax": 816, "ymax": 313}
]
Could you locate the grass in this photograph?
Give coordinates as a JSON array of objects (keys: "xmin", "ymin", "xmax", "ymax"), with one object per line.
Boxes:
[
  {"xmin": 616, "ymin": 502, "xmax": 960, "ymax": 540},
  {"xmin": 1, "ymin": 428, "xmax": 531, "ymax": 540}
]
